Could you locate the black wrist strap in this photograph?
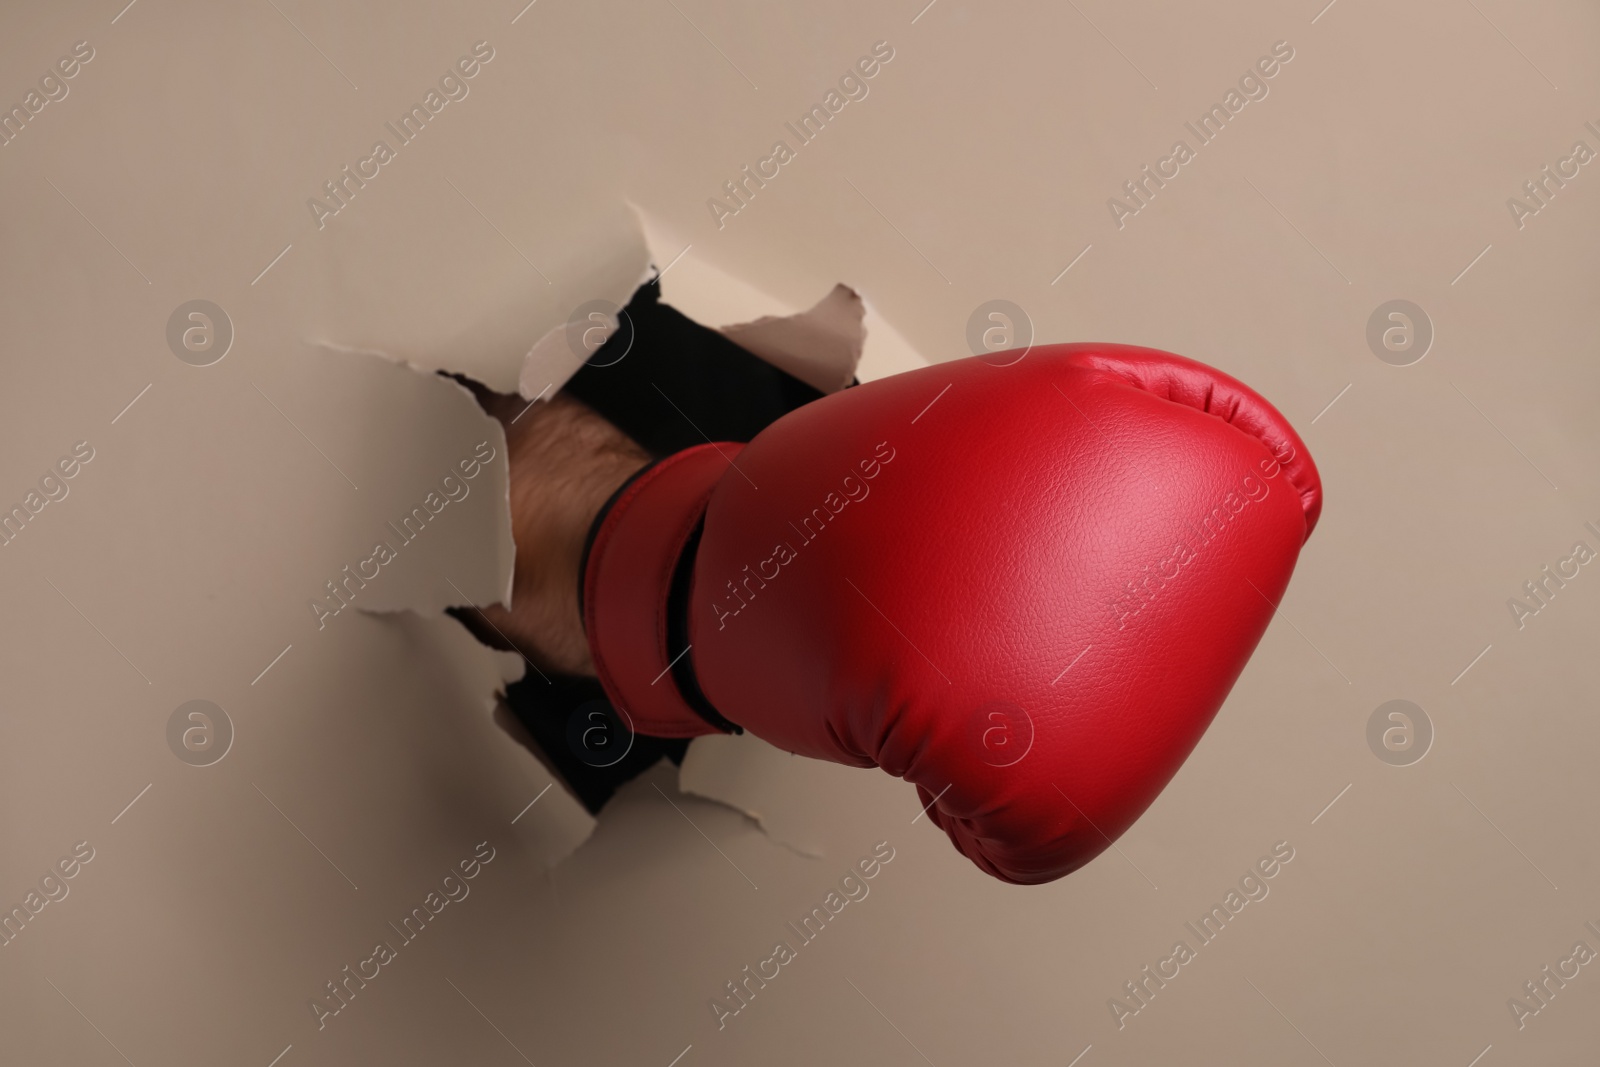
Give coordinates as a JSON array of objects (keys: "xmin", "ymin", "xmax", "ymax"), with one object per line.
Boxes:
[{"xmin": 665, "ymin": 517, "xmax": 742, "ymax": 734}]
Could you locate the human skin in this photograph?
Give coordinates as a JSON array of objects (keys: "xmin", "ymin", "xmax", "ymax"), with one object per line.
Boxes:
[{"xmin": 455, "ymin": 383, "xmax": 650, "ymax": 676}]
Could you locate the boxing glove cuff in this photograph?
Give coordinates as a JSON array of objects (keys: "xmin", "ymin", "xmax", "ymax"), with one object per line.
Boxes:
[{"xmin": 582, "ymin": 442, "xmax": 743, "ymax": 739}]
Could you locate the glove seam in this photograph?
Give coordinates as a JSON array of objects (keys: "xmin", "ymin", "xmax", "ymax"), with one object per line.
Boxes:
[{"xmin": 1073, "ymin": 349, "xmax": 1321, "ymax": 537}]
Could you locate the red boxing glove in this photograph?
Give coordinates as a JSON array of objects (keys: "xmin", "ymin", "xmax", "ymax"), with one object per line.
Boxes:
[{"xmin": 583, "ymin": 344, "xmax": 1321, "ymax": 884}]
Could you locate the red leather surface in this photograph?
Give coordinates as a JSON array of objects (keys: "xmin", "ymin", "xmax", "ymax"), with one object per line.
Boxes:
[
  {"xmin": 683, "ymin": 343, "xmax": 1321, "ymax": 883},
  {"xmin": 583, "ymin": 444, "xmax": 731, "ymax": 739}
]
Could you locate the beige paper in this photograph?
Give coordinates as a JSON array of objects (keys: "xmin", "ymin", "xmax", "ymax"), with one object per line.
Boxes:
[{"xmin": 1, "ymin": 1, "xmax": 1597, "ymax": 1065}]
